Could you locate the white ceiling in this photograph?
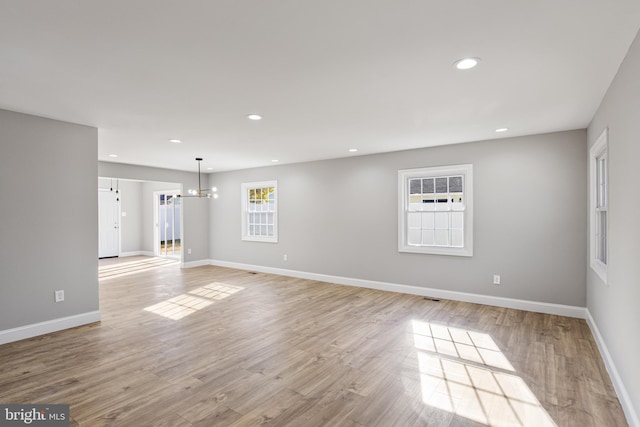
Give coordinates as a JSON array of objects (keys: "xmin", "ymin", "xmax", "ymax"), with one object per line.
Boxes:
[{"xmin": 1, "ymin": 1, "xmax": 639, "ymax": 173}]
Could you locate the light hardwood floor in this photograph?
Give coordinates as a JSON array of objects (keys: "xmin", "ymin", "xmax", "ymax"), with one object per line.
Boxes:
[{"xmin": 0, "ymin": 257, "xmax": 627, "ymax": 426}]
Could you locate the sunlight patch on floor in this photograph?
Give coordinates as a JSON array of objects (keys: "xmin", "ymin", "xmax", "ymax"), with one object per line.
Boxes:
[
  {"xmin": 144, "ymin": 282, "xmax": 244, "ymax": 320},
  {"xmin": 412, "ymin": 320, "xmax": 514, "ymax": 372},
  {"xmin": 99, "ymin": 257, "xmax": 179, "ymax": 280},
  {"xmin": 412, "ymin": 320, "xmax": 556, "ymax": 427}
]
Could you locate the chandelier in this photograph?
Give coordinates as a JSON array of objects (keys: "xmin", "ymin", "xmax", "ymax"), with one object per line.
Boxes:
[{"xmin": 177, "ymin": 157, "xmax": 218, "ymax": 199}]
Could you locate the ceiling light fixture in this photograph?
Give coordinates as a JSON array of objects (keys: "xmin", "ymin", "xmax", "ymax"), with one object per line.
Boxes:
[
  {"xmin": 495, "ymin": 128, "xmax": 509, "ymax": 133},
  {"xmin": 271, "ymin": 159, "xmax": 279, "ymax": 163},
  {"xmin": 454, "ymin": 57, "xmax": 480, "ymax": 70},
  {"xmin": 169, "ymin": 139, "xmax": 182, "ymax": 143},
  {"xmin": 247, "ymin": 114, "xmax": 262, "ymax": 120},
  {"xmin": 108, "ymin": 154, "xmax": 118, "ymax": 158},
  {"xmin": 348, "ymin": 148, "xmax": 358, "ymax": 152},
  {"xmin": 109, "ymin": 179, "xmax": 120, "ymax": 202},
  {"xmin": 177, "ymin": 157, "xmax": 219, "ymax": 199}
]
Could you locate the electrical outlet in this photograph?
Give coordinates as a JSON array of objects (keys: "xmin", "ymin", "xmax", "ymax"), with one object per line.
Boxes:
[
  {"xmin": 493, "ymin": 275, "xmax": 501, "ymax": 285},
  {"xmin": 54, "ymin": 290, "xmax": 65, "ymax": 302},
  {"xmin": 283, "ymin": 254, "xmax": 288, "ymax": 261},
  {"xmin": 187, "ymin": 248, "xmax": 192, "ymax": 255}
]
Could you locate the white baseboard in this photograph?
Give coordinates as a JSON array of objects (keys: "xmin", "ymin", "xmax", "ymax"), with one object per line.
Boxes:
[
  {"xmin": 0, "ymin": 311, "xmax": 101, "ymax": 346},
  {"xmin": 208, "ymin": 260, "xmax": 586, "ymax": 319},
  {"xmin": 182, "ymin": 259, "xmax": 211, "ymax": 268},
  {"xmin": 586, "ymin": 310, "xmax": 638, "ymax": 427},
  {"xmin": 117, "ymin": 251, "xmax": 155, "ymax": 257},
  {"xmin": 119, "ymin": 251, "xmax": 142, "ymax": 257}
]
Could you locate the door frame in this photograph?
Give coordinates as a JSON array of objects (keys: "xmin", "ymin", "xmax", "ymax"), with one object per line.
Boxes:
[{"xmin": 153, "ymin": 189, "xmax": 182, "ymax": 259}]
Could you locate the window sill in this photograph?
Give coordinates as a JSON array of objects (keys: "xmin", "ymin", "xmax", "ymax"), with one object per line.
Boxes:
[
  {"xmin": 399, "ymin": 245, "xmax": 473, "ymax": 257},
  {"xmin": 242, "ymin": 236, "xmax": 278, "ymax": 243},
  {"xmin": 590, "ymin": 259, "xmax": 608, "ymax": 285}
]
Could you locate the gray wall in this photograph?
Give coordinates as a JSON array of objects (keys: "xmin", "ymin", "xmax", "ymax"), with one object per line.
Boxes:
[
  {"xmin": 210, "ymin": 130, "xmax": 587, "ymax": 306},
  {"xmin": 98, "ymin": 162, "xmax": 210, "ymax": 263},
  {"xmin": 0, "ymin": 109, "xmax": 98, "ymax": 330},
  {"xmin": 121, "ymin": 180, "xmax": 143, "ymax": 253},
  {"xmin": 587, "ymin": 29, "xmax": 640, "ymax": 422}
]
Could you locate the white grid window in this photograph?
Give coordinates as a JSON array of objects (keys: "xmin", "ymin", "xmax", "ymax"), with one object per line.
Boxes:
[
  {"xmin": 241, "ymin": 181, "xmax": 277, "ymax": 243},
  {"xmin": 590, "ymin": 129, "xmax": 608, "ymax": 283},
  {"xmin": 399, "ymin": 165, "xmax": 473, "ymax": 256},
  {"xmin": 595, "ymin": 153, "xmax": 607, "ymax": 264}
]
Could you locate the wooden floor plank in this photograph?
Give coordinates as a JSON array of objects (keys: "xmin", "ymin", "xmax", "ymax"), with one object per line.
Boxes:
[{"xmin": 0, "ymin": 256, "xmax": 627, "ymax": 426}]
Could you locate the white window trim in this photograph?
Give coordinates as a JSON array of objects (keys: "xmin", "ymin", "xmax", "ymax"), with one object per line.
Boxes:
[
  {"xmin": 398, "ymin": 164, "xmax": 473, "ymax": 257},
  {"xmin": 241, "ymin": 180, "xmax": 278, "ymax": 243},
  {"xmin": 589, "ymin": 128, "xmax": 608, "ymax": 284}
]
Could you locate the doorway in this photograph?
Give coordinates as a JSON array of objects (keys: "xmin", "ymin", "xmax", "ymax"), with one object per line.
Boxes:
[
  {"xmin": 154, "ymin": 191, "xmax": 181, "ymax": 258},
  {"xmin": 98, "ymin": 189, "xmax": 120, "ymax": 258}
]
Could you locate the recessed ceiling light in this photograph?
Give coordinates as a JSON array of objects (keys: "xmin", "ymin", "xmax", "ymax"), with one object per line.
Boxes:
[
  {"xmin": 247, "ymin": 114, "xmax": 262, "ymax": 120},
  {"xmin": 108, "ymin": 154, "xmax": 118, "ymax": 158},
  {"xmin": 348, "ymin": 148, "xmax": 358, "ymax": 152},
  {"xmin": 454, "ymin": 57, "xmax": 480, "ymax": 70},
  {"xmin": 495, "ymin": 128, "xmax": 509, "ymax": 133},
  {"xmin": 207, "ymin": 167, "xmax": 213, "ymax": 170},
  {"xmin": 271, "ymin": 159, "xmax": 279, "ymax": 163},
  {"xmin": 169, "ymin": 139, "xmax": 181, "ymax": 143}
]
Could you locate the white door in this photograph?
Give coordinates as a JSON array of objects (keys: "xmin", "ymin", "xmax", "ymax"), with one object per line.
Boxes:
[
  {"xmin": 154, "ymin": 191, "xmax": 181, "ymax": 258},
  {"xmin": 99, "ymin": 190, "xmax": 119, "ymax": 258}
]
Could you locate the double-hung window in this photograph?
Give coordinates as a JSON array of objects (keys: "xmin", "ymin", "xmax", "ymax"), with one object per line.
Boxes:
[
  {"xmin": 398, "ymin": 164, "xmax": 473, "ymax": 256},
  {"xmin": 590, "ymin": 129, "xmax": 608, "ymax": 283},
  {"xmin": 241, "ymin": 180, "xmax": 277, "ymax": 242}
]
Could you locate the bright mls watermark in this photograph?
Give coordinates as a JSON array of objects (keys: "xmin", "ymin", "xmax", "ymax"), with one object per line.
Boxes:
[{"xmin": 0, "ymin": 405, "xmax": 69, "ymax": 426}]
